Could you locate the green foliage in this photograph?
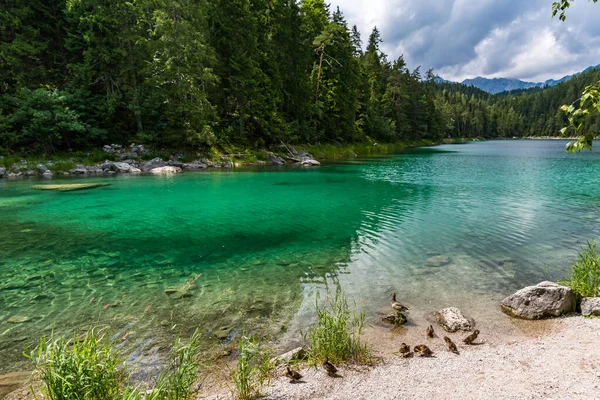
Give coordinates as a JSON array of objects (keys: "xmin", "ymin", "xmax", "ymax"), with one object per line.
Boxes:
[
  {"xmin": 551, "ymin": 0, "xmax": 600, "ymax": 152},
  {"xmin": 560, "ymin": 240, "xmax": 600, "ymax": 298},
  {"xmin": 28, "ymin": 329, "xmax": 202, "ymax": 400},
  {"xmin": 552, "ymin": 0, "xmax": 598, "ymax": 21},
  {"xmin": 304, "ymin": 291, "xmax": 371, "ymax": 366},
  {"xmin": 231, "ymin": 334, "xmax": 273, "ymax": 400},
  {"xmin": 147, "ymin": 330, "xmax": 202, "ymax": 400},
  {"xmin": 562, "ymin": 81, "xmax": 600, "ymax": 152},
  {"xmin": 0, "ymin": 88, "xmax": 105, "ymax": 153},
  {"xmin": 28, "ymin": 329, "xmax": 126, "ymax": 400}
]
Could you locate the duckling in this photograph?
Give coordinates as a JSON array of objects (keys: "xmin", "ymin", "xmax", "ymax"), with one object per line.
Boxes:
[
  {"xmin": 426, "ymin": 324, "xmax": 434, "ymax": 338},
  {"xmin": 285, "ymin": 366, "xmax": 302, "ymax": 383},
  {"xmin": 399, "ymin": 343, "xmax": 411, "ymax": 358},
  {"xmin": 413, "ymin": 344, "xmax": 433, "ymax": 357},
  {"xmin": 381, "ymin": 314, "xmax": 397, "ymax": 324},
  {"xmin": 390, "ymin": 292, "xmax": 410, "ymax": 312},
  {"xmin": 463, "ymin": 329, "xmax": 480, "ymax": 345},
  {"xmin": 321, "ymin": 357, "xmax": 338, "ymax": 376},
  {"xmin": 444, "ymin": 336, "xmax": 459, "ymax": 354}
]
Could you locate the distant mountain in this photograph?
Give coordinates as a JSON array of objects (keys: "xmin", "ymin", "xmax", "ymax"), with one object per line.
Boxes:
[{"xmin": 438, "ymin": 64, "xmax": 600, "ymax": 94}]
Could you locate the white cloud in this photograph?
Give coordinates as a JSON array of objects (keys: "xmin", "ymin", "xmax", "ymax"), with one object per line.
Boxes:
[{"xmin": 328, "ymin": 0, "xmax": 600, "ymax": 82}]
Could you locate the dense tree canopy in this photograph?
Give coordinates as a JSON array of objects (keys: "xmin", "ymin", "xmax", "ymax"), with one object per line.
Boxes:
[{"xmin": 0, "ymin": 0, "xmax": 598, "ymax": 155}]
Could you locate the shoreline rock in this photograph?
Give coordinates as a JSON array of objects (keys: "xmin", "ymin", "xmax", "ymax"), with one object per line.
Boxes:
[
  {"xmin": 433, "ymin": 307, "xmax": 474, "ymax": 332},
  {"xmin": 581, "ymin": 297, "xmax": 600, "ymax": 316},
  {"xmin": 500, "ymin": 281, "xmax": 573, "ymax": 320},
  {"xmin": 0, "ymin": 146, "xmax": 322, "ymax": 180},
  {"xmin": 150, "ymin": 166, "xmax": 182, "ymax": 174}
]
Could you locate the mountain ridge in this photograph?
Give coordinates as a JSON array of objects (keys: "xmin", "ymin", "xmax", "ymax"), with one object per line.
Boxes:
[{"xmin": 437, "ymin": 64, "xmax": 600, "ymax": 94}]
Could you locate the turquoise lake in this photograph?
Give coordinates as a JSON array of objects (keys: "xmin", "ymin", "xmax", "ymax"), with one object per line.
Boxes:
[{"xmin": 1, "ymin": 140, "xmax": 600, "ymax": 372}]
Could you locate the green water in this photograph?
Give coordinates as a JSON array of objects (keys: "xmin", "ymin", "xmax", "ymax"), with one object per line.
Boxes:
[{"xmin": 1, "ymin": 140, "xmax": 600, "ymax": 372}]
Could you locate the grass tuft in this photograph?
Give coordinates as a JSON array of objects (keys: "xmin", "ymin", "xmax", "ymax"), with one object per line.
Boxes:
[
  {"xmin": 28, "ymin": 329, "xmax": 126, "ymax": 400},
  {"xmin": 231, "ymin": 334, "xmax": 273, "ymax": 400},
  {"xmin": 560, "ymin": 240, "xmax": 600, "ymax": 298},
  {"xmin": 304, "ymin": 291, "xmax": 372, "ymax": 366},
  {"xmin": 147, "ymin": 329, "xmax": 202, "ymax": 400}
]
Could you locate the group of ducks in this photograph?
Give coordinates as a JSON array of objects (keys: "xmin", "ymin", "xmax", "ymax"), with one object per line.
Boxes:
[
  {"xmin": 284, "ymin": 357, "xmax": 337, "ymax": 383},
  {"xmin": 391, "ymin": 292, "xmax": 481, "ymax": 357},
  {"xmin": 283, "ymin": 292, "xmax": 482, "ymax": 383}
]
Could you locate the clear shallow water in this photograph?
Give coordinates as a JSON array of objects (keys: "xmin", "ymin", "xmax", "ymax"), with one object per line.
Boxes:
[{"xmin": 2, "ymin": 140, "xmax": 600, "ymax": 372}]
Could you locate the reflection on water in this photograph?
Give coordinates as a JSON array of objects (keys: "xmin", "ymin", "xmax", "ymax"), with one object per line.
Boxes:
[{"xmin": 2, "ymin": 140, "xmax": 600, "ymax": 373}]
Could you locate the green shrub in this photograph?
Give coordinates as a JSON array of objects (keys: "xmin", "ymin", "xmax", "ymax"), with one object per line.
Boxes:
[
  {"xmin": 28, "ymin": 329, "xmax": 203, "ymax": 400},
  {"xmin": 29, "ymin": 329, "xmax": 126, "ymax": 400},
  {"xmin": 231, "ymin": 335, "xmax": 273, "ymax": 400},
  {"xmin": 304, "ymin": 291, "xmax": 371, "ymax": 366},
  {"xmin": 148, "ymin": 330, "xmax": 202, "ymax": 400},
  {"xmin": 560, "ymin": 240, "xmax": 600, "ymax": 297}
]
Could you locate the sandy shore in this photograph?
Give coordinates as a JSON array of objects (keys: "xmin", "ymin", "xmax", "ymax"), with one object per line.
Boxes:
[
  {"xmin": 5, "ymin": 315, "xmax": 598, "ymax": 400},
  {"xmin": 205, "ymin": 315, "xmax": 600, "ymax": 400}
]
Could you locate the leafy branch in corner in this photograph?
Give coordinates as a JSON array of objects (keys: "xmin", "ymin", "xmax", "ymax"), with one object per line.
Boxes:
[{"xmin": 552, "ymin": 0, "xmax": 600, "ymax": 152}]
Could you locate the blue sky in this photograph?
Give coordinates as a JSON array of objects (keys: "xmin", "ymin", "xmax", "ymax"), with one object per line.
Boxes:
[{"xmin": 329, "ymin": 0, "xmax": 600, "ymax": 82}]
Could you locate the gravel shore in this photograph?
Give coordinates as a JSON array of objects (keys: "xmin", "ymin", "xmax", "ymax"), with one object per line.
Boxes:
[{"xmin": 228, "ymin": 316, "xmax": 600, "ymax": 400}]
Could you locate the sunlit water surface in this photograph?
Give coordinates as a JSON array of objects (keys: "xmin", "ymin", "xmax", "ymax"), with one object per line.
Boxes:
[{"xmin": 2, "ymin": 140, "xmax": 600, "ymax": 373}]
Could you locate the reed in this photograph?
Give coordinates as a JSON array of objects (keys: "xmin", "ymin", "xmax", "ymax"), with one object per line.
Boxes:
[{"xmin": 305, "ymin": 291, "xmax": 372, "ymax": 366}]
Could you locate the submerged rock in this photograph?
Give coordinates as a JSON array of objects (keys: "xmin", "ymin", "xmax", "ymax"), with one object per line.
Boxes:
[
  {"xmin": 31, "ymin": 183, "xmax": 110, "ymax": 192},
  {"xmin": 7, "ymin": 316, "xmax": 31, "ymax": 323},
  {"xmin": 434, "ymin": 307, "xmax": 474, "ymax": 332},
  {"xmin": 500, "ymin": 281, "xmax": 573, "ymax": 320},
  {"xmin": 581, "ymin": 297, "xmax": 600, "ymax": 316},
  {"xmin": 425, "ymin": 255, "xmax": 451, "ymax": 267},
  {"xmin": 215, "ymin": 326, "xmax": 232, "ymax": 340}
]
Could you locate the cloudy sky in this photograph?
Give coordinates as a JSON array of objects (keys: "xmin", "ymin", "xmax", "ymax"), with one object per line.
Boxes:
[{"xmin": 328, "ymin": 0, "xmax": 600, "ymax": 82}]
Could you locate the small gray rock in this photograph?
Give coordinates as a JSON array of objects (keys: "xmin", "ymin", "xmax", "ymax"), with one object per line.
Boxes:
[
  {"xmin": 182, "ymin": 162, "xmax": 207, "ymax": 170},
  {"xmin": 501, "ymin": 281, "xmax": 573, "ymax": 320},
  {"xmin": 42, "ymin": 170, "xmax": 53, "ymax": 178},
  {"xmin": 141, "ymin": 157, "xmax": 166, "ymax": 171},
  {"xmin": 434, "ymin": 307, "xmax": 474, "ymax": 332},
  {"xmin": 300, "ymin": 159, "xmax": 321, "ymax": 166},
  {"xmin": 70, "ymin": 165, "xmax": 88, "ymax": 175},
  {"xmin": 151, "ymin": 166, "xmax": 181, "ymax": 174},
  {"xmin": 581, "ymin": 297, "xmax": 600, "ymax": 316},
  {"xmin": 37, "ymin": 164, "xmax": 49, "ymax": 173},
  {"xmin": 266, "ymin": 153, "xmax": 286, "ymax": 166},
  {"xmin": 0, "ymin": 167, "xmax": 6, "ymax": 177},
  {"xmin": 271, "ymin": 347, "xmax": 307, "ymax": 366}
]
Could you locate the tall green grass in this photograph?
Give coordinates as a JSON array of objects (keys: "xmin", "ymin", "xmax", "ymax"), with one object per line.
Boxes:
[
  {"xmin": 147, "ymin": 330, "xmax": 202, "ymax": 400},
  {"xmin": 560, "ymin": 240, "xmax": 600, "ymax": 297},
  {"xmin": 28, "ymin": 329, "xmax": 126, "ymax": 400},
  {"xmin": 28, "ymin": 329, "xmax": 202, "ymax": 400},
  {"xmin": 304, "ymin": 291, "xmax": 372, "ymax": 366},
  {"xmin": 231, "ymin": 334, "xmax": 273, "ymax": 400}
]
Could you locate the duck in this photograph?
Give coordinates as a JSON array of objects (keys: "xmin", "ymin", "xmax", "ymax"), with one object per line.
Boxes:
[
  {"xmin": 381, "ymin": 314, "xmax": 397, "ymax": 324},
  {"xmin": 463, "ymin": 330, "xmax": 480, "ymax": 345},
  {"xmin": 390, "ymin": 292, "xmax": 410, "ymax": 312},
  {"xmin": 426, "ymin": 324, "xmax": 434, "ymax": 338},
  {"xmin": 285, "ymin": 366, "xmax": 302, "ymax": 383},
  {"xmin": 444, "ymin": 336, "xmax": 459, "ymax": 354},
  {"xmin": 321, "ymin": 357, "xmax": 338, "ymax": 376},
  {"xmin": 414, "ymin": 344, "xmax": 433, "ymax": 357},
  {"xmin": 399, "ymin": 342, "xmax": 411, "ymax": 357}
]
